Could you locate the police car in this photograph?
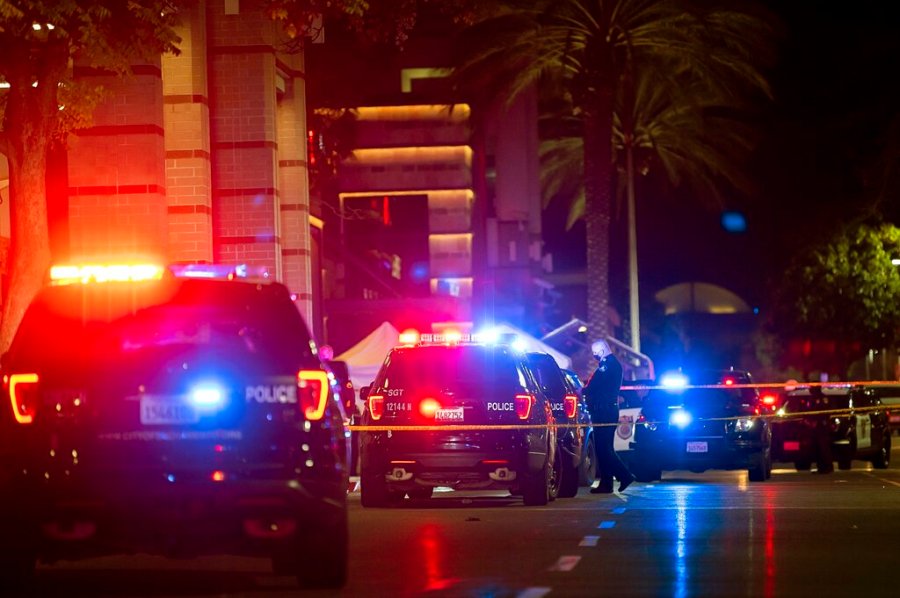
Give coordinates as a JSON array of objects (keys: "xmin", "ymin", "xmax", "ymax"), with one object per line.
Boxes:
[
  {"xmin": 526, "ymin": 353, "xmax": 584, "ymax": 497},
  {"xmin": 771, "ymin": 385, "xmax": 892, "ymax": 470},
  {"xmin": 0, "ymin": 263, "xmax": 349, "ymax": 589},
  {"xmin": 630, "ymin": 369, "xmax": 772, "ymax": 482},
  {"xmin": 358, "ymin": 333, "xmax": 558, "ymax": 506}
]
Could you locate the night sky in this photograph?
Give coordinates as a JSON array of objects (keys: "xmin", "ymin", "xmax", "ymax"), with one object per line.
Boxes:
[{"xmin": 544, "ymin": 0, "xmax": 900, "ymax": 322}]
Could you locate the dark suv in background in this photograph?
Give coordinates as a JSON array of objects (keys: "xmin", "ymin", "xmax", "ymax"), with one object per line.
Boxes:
[
  {"xmin": 0, "ymin": 264, "xmax": 349, "ymax": 589},
  {"xmin": 630, "ymin": 369, "xmax": 772, "ymax": 482},
  {"xmin": 358, "ymin": 338, "xmax": 558, "ymax": 506}
]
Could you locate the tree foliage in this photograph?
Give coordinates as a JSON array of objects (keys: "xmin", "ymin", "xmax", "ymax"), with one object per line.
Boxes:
[
  {"xmin": 452, "ymin": 0, "xmax": 776, "ymax": 339},
  {"xmin": 776, "ymin": 222, "xmax": 900, "ymax": 349}
]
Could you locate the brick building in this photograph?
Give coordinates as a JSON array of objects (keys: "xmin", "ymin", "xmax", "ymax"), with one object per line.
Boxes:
[{"xmin": 61, "ymin": 0, "xmax": 317, "ymax": 325}]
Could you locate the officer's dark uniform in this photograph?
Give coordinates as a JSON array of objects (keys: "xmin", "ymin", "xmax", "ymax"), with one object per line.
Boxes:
[{"xmin": 584, "ymin": 349, "xmax": 635, "ymax": 493}]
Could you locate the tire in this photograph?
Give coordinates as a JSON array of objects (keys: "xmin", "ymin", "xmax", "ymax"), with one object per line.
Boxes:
[
  {"xmin": 794, "ymin": 460, "xmax": 812, "ymax": 471},
  {"xmin": 548, "ymin": 447, "xmax": 562, "ymax": 502},
  {"xmin": 522, "ymin": 459, "xmax": 550, "ymax": 506},
  {"xmin": 748, "ymin": 452, "xmax": 768, "ymax": 482},
  {"xmin": 272, "ymin": 504, "xmax": 348, "ymax": 589},
  {"xmin": 837, "ymin": 457, "xmax": 852, "ymax": 471},
  {"xmin": 578, "ymin": 435, "xmax": 597, "ymax": 486},
  {"xmin": 407, "ymin": 487, "xmax": 434, "ymax": 500},
  {"xmin": 558, "ymin": 452, "xmax": 580, "ymax": 499},
  {"xmin": 360, "ymin": 468, "xmax": 401, "ymax": 508},
  {"xmin": 872, "ymin": 434, "xmax": 891, "ymax": 469},
  {"xmin": 631, "ymin": 456, "xmax": 662, "ymax": 483}
]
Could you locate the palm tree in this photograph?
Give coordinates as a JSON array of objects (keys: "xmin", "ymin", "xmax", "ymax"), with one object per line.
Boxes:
[
  {"xmin": 542, "ymin": 72, "xmax": 764, "ymax": 351},
  {"xmin": 453, "ymin": 0, "xmax": 775, "ymax": 342}
]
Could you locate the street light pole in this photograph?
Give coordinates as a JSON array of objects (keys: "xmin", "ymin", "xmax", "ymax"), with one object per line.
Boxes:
[{"xmin": 626, "ymin": 141, "xmax": 640, "ymax": 353}]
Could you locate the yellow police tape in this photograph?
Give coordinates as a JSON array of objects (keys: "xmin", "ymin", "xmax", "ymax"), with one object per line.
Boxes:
[{"xmin": 346, "ymin": 380, "xmax": 898, "ymax": 432}]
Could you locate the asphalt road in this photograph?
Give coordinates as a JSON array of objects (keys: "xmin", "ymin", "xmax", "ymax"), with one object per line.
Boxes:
[{"xmin": 16, "ymin": 447, "xmax": 900, "ymax": 597}]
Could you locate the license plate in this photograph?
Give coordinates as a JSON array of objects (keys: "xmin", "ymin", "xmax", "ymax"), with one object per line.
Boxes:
[
  {"xmin": 435, "ymin": 407, "xmax": 464, "ymax": 422},
  {"xmin": 686, "ymin": 441, "xmax": 708, "ymax": 453},
  {"xmin": 783, "ymin": 441, "xmax": 800, "ymax": 451},
  {"xmin": 140, "ymin": 397, "xmax": 199, "ymax": 425}
]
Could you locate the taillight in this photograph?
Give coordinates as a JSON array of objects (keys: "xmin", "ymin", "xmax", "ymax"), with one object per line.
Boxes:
[
  {"xmin": 419, "ymin": 397, "xmax": 441, "ymax": 418},
  {"xmin": 515, "ymin": 393, "xmax": 534, "ymax": 420},
  {"xmin": 564, "ymin": 394, "xmax": 578, "ymax": 419},
  {"xmin": 761, "ymin": 393, "xmax": 777, "ymax": 408},
  {"xmin": 368, "ymin": 394, "xmax": 385, "ymax": 421},
  {"xmin": 4, "ymin": 373, "xmax": 40, "ymax": 425},
  {"xmin": 298, "ymin": 370, "xmax": 329, "ymax": 421}
]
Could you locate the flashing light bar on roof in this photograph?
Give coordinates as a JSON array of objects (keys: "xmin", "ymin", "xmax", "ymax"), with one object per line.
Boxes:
[
  {"xmin": 660, "ymin": 372, "xmax": 689, "ymax": 390},
  {"xmin": 168, "ymin": 263, "xmax": 270, "ymax": 280},
  {"xmin": 49, "ymin": 264, "xmax": 165, "ymax": 285}
]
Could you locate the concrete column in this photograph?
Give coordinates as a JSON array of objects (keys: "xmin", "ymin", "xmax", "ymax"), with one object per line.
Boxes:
[{"xmin": 162, "ymin": 0, "xmax": 213, "ymax": 263}]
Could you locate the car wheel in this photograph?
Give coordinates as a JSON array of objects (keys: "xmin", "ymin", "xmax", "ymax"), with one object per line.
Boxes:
[
  {"xmin": 578, "ymin": 435, "xmax": 597, "ymax": 486},
  {"xmin": 272, "ymin": 504, "xmax": 348, "ymax": 589},
  {"xmin": 522, "ymin": 459, "xmax": 550, "ymax": 506},
  {"xmin": 360, "ymin": 469, "xmax": 401, "ymax": 508},
  {"xmin": 872, "ymin": 434, "xmax": 891, "ymax": 469},
  {"xmin": 748, "ymin": 452, "xmax": 768, "ymax": 482},
  {"xmin": 794, "ymin": 460, "xmax": 812, "ymax": 471},
  {"xmin": 407, "ymin": 487, "xmax": 434, "ymax": 500},
  {"xmin": 632, "ymin": 456, "xmax": 662, "ymax": 483},
  {"xmin": 837, "ymin": 457, "xmax": 852, "ymax": 470},
  {"xmin": 548, "ymin": 446, "xmax": 562, "ymax": 502},
  {"xmin": 558, "ymin": 452, "xmax": 580, "ymax": 499}
]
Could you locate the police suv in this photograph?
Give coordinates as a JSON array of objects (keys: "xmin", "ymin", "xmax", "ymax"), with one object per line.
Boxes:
[
  {"xmin": 358, "ymin": 333, "xmax": 558, "ymax": 506},
  {"xmin": 630, "ymin": 369, "xmax": 772, "ymax": 482},
  {"xmin": 0, "ymin": 263, "xmax": 349, "ymax": 589}
]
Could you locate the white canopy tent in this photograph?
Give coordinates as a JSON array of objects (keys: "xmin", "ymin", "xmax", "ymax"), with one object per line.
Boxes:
[{"xmin": 335, "ymin": 321, "xmax": 400, "ymax": 391}]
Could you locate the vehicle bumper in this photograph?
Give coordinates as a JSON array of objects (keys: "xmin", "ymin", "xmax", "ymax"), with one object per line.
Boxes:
[
  {"xmin": 360, "ymin": 430, "xmax": 546, "ymax": 491},
  {"xmin": 632, "ymin": 436, "xmax": 766, "ymax": 471}
]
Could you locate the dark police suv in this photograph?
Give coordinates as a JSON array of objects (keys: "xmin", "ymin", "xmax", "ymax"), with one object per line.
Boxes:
[
  {"xmin": 630, "ymin": 369, "xmax": 772, "ymax": 482},
  {"xmin": 0, "ymin": 263, "xmax": 349, "ymax": 589},
  {"xmin": 771, "ymin": 385, "xmax": 891, "ymax": 471},
  {"xmin": 358, "ymin": 334, "xmax": 558, "ymax": 507}
]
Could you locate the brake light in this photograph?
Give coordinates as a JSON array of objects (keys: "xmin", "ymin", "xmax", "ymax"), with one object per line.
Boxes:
[
  {"xmin": 297, "ymin": 370, "xmax": 329, "ymax": 420},
  {"xmin": 723, "ymin": 377, "xmax": 736, "ymax": 386},
  {"xmin": 419, "ymin": 397, "xmax": 441, "ymax": 418},
  {"xmin": 761, "ymin": 393, "xmax": 777, "ymax": 406},
  {"xmin": 368, "ymin": 394, "xmax": 384, "ymax": 420},
  {"xmin": 564, "ymin": 394, "xmax": 578, "ymax": 419},
  {"xmin": 4, "ymin": 373, "xmax": 40, "ymax": 424},
  {"xmin": 515, "ymin": 393, "xmax": 534, "ymax": 420}
]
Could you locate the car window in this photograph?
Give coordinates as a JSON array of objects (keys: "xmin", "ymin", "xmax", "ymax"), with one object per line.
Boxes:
[
  {"xmin": 8, "ymin": 279, "xmax": 313, "ymax": 370},
  {"xmin": 783, "ymin": 392, "xmax": 851, "ymax": 413},
  {"xmin": 646, "ymin": 387, "xmax": 755, "ymax": 416},
  {"xmin": 375, "ymin": 345, "xmax": 527, "ymax": 394},
  {"xmin": 526, "ymin": 354, "xmax": 568, "ymax": 401}
]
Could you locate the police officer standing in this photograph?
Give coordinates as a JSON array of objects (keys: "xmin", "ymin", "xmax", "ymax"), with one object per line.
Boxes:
[{"xmin": 584, "ymin": 340, "xmax": 635, "ymax": 493}]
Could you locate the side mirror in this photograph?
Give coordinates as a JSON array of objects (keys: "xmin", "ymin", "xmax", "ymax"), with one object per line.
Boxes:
[{"xmin": 359, "ymin": 386, "xmax": 370, "ymax": 402}]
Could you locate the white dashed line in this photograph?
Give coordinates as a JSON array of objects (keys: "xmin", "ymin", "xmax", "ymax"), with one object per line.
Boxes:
[
  {"xmin": 517, "ymin": 587, "xmax": 552, "ymax": 598},
  {"xmin": 598, "ymin": 520, "xmax": 616, "ymax": 529},
  {"xmin": 579, "ymin": 535, "xmax": 600, "ymax": 547},
  {"xmin": 548, "ymin": 555, "xmax": 581, "ymax": 571}
]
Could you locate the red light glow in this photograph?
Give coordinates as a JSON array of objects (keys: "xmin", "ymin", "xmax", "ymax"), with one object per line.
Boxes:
[
  {"xmin": 419, "ymin": 397, "xmax": 441, "ymax": 418},
  {"xmin": 368, "ymin": 394, "xmax": 385, "ymax": 421},
  {"xmin": 515, "ymin": 394, "xmax": 534, "ymax": 420},
  {"xmin": 5, "ymin": 373, "xmax": 39, "ymax": 425},
  {"xmin": 211, "ymin": 470, "xmax": 226, "ymax": 482},
  {"xmin": 298, "ymin": 370, "xmax": 329, "ymax": 420},
  {"xmin": 564, "ymin": 394, "xmax": 578, "ymax": 419},
  {"xmin": 399, "ymin": 329, "xmax": 420, "ymax": 345}
]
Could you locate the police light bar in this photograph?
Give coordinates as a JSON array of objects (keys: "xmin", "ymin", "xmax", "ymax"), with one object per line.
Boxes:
[
  {"xmin": 49, "ymin": 263, "xmax": 165, "ymax": 285},
  {"xmin": 398, "ymin": 329, "xmax": 420, "ymax": 345},
  {"xmin": 168, "ymin": 263, "xmax": 270, "ymax": 280},
  {"xmin": 660, "ymin": 372, "xmax": 689, "ymax": 390}
]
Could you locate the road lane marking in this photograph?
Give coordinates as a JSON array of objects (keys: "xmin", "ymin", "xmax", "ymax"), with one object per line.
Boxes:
[
  {"xmin": 548, "ymin": 555, "xmax": 581, "ymax": 571},
  {"xmin": 864, "ymin": 472, "xmax": 900, "ymax": 488},
  {"xmin": 579, "ymin": 535, "xmax": 600, "ymax": 547},
  {"xmin": 598, "ymin": 521, "xmax": 616, "ymax": 529},
  {"xmin": 517, "ymin": 588, "xmax": 552, "ymax": 598},
  {"xmin": 612, "ymin": 507, "xmax": 627, "ymax": 514}
]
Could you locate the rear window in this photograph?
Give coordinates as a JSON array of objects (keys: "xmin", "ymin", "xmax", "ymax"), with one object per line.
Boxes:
[
  {"xmin": 645, "ymin": 387, "xmax": 757, "ymax": 417},
  {"xmin": 783, "ymin": 391, "xmax": 851, "ymax": 413},
  {"xmin": 375, "ymin": 345, "xmax": 528, "ymax": 393},
  {"xmin": 7, "ymin": 279, "xmax": 314, "ymax": 370},
  {"xmin": 527, "ymin": 354, "xmax": 568, "ymax": 400}
]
